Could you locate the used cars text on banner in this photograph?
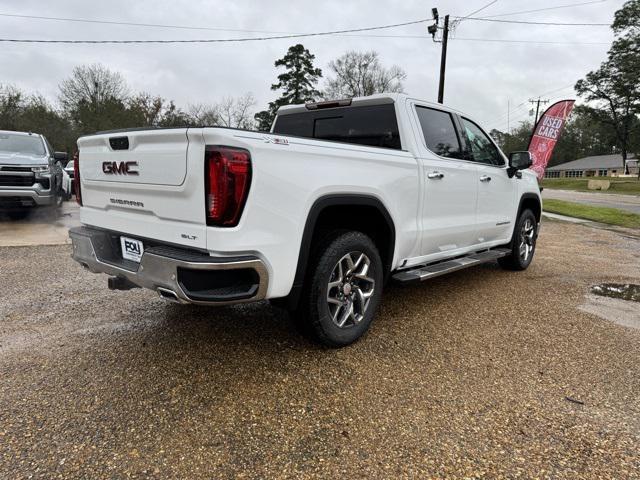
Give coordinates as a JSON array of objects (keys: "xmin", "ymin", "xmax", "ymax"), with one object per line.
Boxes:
[{"xmin": 528, "ymin": 99, "xmax": 575, "ymax": 179}]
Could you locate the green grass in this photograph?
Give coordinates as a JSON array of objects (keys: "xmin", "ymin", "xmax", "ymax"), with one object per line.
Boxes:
[
  {"xmin": 541, "ymin": 177, "xmax": 640, "ymax": 195},
  {"xmin": 543, "ymin": 199, "xmax": 640, "ymax": 229}
]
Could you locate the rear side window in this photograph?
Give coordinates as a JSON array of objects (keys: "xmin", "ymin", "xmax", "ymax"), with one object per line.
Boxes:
[
  {"xmin": 273, "ymin": 104, "xmax": 401, "ymax": 150},
  {"xmin": 415, "ymin": 106, "xmax": 463, "ymax": 159},
  {"xmin": 461, "ymin": 118, "xmax": 505, "ymax": 166}
]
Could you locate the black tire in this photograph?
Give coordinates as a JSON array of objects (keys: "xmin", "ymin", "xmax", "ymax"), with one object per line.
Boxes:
[
  {"xmin": 498, "ymin": 209, "xmax": 538, "ymax": 271},
  {"xmin": 53, "ymin": 177, "xmax": 65, "ymax": 208},
  {"xmin": 296, "ymin": 231, "xmax": 384, "ymax": 347}
]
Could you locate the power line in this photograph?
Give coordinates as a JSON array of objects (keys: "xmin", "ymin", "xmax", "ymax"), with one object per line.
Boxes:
[
  {"xmin": 536, "ymin": 84, "xmax": 576, "ymax": 98},
  {"xmin": 478, "ymin": 0, "xmax": 608, "ymax": 19},
  {"xmin": 458, "ymin": 0, "xmax": 499, "ymax": 21},
  {"xmin": 0, "ymin": 7, "xmax": 611, "ymax": 36},
  {"xmin": 0, "ymin": 11, "xmax": 613, "ymax": 45},
  {"xmin": 0, "ymin": 18, "xmax": 431, "ymax": 44},
  {"xmin": 450, "ymin": 0, "xmax": 499, "ymax": 37},
  {"xmin": 483, "ymin": 85, "xmax": 575, "ymax": 127},
  {"xmin": 451, "ymin": 37, "xmax": 608, "ymax": 45},
  {"xmin": 0, "ymin": 34, "xmax": 611, "ymax": 45},
  {"xmin": 484, "ymin": 102, "xmax": 530, "ymax": 127},
  {"xmin": 451, "ymin": 16, "xmax": 609, "ymax": 26},
  {"xmin": 0, "ymin": 12, "xmax": 288, "ymax": 34},
  {"xmin": 345, "ymin": 35, "xmax": 608, "ymax": 45},
  {"xmin": 488, "ymin": 91, "xmax": 575, "ymax": 131}
]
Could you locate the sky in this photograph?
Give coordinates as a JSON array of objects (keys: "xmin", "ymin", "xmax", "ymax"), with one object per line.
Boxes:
[{"xmin": 0, "ymin": 0, "xmax": 626, "ymax": 132}]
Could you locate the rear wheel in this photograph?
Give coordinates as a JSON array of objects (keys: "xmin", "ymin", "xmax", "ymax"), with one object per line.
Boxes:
[
  {"xmin": 498, "ymin": 209, "xmax": 538, "ymax": 271},
  {"xmin": 297, "ymin": 231, "xmax": 383, "ymax": 347}
]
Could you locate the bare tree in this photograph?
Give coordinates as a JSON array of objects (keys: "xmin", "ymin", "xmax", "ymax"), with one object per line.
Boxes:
[
  {"xmin": 58, "ymin": 64, "xmax": 131, "ymax": 132},
  {"xmin": 216, "ymin": 93, "xmax": 256, "ymax": 129},
  {"xmin": 189, "ymin": 93, "xmax": 256, "ymax": 129},
  {"xmin": 188, "ymin": 103, "xmax": 221, "ymax": 126},
  {"xmin": 324, "ymin": 51, "xmax": 406, "ymax": 99},
  {"xmin": 59, "ymin": 64, "xmax": 129, "ymax": 112}
]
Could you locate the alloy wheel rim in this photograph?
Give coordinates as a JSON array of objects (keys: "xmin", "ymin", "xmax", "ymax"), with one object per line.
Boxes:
[
  {"xmin": 519, "ymin": 218, "xmax": 535, "ymax": 262},
  {"xmin": 326, "ymin": 251, "xmax": 375, "ymax": 329}
]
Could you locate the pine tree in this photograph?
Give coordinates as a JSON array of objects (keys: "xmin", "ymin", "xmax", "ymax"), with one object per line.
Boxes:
[{"xmin": 255, "ymin": 44, "xmax": 322, "ymax": 131}]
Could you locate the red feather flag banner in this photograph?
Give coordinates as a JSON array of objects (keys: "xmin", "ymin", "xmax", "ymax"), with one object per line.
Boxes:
[{"xmin": 528, "ymin": 99, "xmax": 575, "ymax": 179}]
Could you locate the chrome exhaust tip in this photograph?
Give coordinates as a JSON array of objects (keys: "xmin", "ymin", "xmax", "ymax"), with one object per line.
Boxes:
[{"xmin": 157, "ymin": 287, "xmax": 184, "ymax": 304}]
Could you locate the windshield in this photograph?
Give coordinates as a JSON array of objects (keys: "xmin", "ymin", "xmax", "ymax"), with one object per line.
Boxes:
[{"xmin": 0, "ymin": 133, "xmax": 46, "ymax": 156}]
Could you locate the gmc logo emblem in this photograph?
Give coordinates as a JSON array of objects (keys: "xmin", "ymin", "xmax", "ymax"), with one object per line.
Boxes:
[{"xmin": 102, "ymin": 161, "xmax": 139, "ymax": 175}]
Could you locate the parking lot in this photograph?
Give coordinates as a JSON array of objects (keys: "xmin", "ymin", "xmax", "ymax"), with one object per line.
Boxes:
[
  {"xmin": 0, "ymin": 202, "xmax": 78, "ymax": 247},
  {"xmin": 1, "ymin": 217, "xmax": 639, "ymax": 479}
]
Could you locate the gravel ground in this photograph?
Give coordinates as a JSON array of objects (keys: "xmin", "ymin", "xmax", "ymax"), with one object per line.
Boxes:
[{"xmin": 1, "ymin": 220, "xmax": 639, "ymax": 479}]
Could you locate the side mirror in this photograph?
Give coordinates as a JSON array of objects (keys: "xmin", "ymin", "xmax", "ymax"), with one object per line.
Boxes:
[
  {"xmin": 509, "ymin": 151, "xmax": 532, "ymax": 170},
  {"xmin": 507, "ymin": 151, "xmax": 532, "ymax": 178},
  {"xmin": 54, "ymin": 151, "xmax": 68, "ymax": 161}
]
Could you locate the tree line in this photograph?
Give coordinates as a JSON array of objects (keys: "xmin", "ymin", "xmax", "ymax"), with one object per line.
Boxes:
[
  {"xmin": 492, "ymin": 0, "xmax": 640, "ymax": 170},
  {"xmin": 1, "ymin": 0, "xmax": 637, "ymax": 169},
  {"xmin": 0, "ymin": 48, "xmax": 406, "ymax": 153}
]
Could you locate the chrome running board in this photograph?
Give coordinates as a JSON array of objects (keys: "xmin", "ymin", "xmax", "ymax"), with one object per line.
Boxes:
[{"xmin": 392, "ymin": 248, "xmax": 511, "ymax": 284}]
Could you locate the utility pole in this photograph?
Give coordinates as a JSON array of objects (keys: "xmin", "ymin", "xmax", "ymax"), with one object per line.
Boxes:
[
  {"xmin": 428, "ymin": 9, "xmax": 450, "ymax": 104},
  {"xmin": 437, "ymin": 15, "xmax": 450, "ymax": 104},
  {"xmin": 529, "ymin": 98, "xmax": 549, "ymax": 125}
]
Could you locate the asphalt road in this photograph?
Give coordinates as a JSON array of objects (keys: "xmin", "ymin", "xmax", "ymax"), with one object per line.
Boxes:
[
  {"xmin": 542, "ymin": 188, "xmax": 640, "ymax": 215},
  {"xmin": 1, "ymin": 221, "xmax": 639, "ymax": 479}
]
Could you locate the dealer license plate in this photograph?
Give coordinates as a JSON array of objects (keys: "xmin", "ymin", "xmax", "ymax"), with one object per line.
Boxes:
[{"xmin": 120, "ymin": 236, "xmax": 144, "ymax": 263}]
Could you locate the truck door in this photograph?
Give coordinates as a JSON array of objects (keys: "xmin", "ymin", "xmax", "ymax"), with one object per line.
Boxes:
[
  {"xmin": 410, "ymin": 104, "xmax": 479, "ymax": 259},
  {"xmin": 458, "ymin": 116, "xmax": 517, "ymax": 245}
]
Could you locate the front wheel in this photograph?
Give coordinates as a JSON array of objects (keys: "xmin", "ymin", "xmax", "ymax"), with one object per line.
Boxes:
[
  {"xmin": 498, "ymin": 209, "xmax": 538, "ymax": 271},
  {"xmin": 297, "ymin": 231, "xmax": 384, "ymax": 347}
]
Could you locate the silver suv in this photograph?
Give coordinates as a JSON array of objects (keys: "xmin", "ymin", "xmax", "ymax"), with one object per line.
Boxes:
[{"xmin": 0, "ymin": 130, "xmax": 68, "ymax": 219}]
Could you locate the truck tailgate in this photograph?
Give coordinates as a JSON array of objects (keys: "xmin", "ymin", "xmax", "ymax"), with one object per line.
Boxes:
[{"xmin": 77, "ymin": 128, "xmax": 208, "ymax": 250}]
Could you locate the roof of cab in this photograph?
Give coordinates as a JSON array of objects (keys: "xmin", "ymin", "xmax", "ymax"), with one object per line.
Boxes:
[
  {"xmin": 0, "ymin": 129, "xmax": 41, "ymax": 137},
  {"xmin": 276, "ymin": 93, "xmax": 464, "ymax": 117}
]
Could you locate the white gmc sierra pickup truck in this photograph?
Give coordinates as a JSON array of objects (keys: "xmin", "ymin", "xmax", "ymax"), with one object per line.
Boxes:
[{"xmin": 69, "ymin": 93, "xmax": 541, "ymax": 347}]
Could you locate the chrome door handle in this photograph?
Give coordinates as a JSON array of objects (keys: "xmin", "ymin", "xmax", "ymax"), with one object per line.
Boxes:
[
  {"xmin": 480, "ymin": 175, "xmax": 492, "ymax": 182},
  {"xmin": 427, "ymin": 171, "xmax": 445, "ymax": 179}
]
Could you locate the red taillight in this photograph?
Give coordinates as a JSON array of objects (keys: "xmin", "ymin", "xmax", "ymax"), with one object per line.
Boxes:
[
  {"xmin": 205, "ymin": 147, "xmax": 251, "ymax": 227},
  {"xmin": 73, "ymin": 151, "xmax": 82, "ymax": 206}
]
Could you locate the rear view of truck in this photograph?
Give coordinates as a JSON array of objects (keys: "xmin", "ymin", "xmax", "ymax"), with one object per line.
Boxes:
[{"xmin": 70, "ymin": 127, "xmax": 268, "ymax": 306}]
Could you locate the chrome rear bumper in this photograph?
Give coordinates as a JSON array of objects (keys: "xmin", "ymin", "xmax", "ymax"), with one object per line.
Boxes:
[{"xmin": 69, "ymin": 226, "xmax": 269, "ymax": 305}]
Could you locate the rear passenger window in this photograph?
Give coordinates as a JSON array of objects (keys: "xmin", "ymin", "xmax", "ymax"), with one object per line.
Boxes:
[
  {"xmin": 273, "ymin": 104, "xmax": 401, "ymax": 150},
  {"xmin": 415, "ymin": 106, "xmax": 463, "ymax": 159}
]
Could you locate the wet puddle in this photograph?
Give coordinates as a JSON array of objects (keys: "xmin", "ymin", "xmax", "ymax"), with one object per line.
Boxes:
[{"xmin": 591, "ymin": 283, "xmax": 640, "ymax": 303}]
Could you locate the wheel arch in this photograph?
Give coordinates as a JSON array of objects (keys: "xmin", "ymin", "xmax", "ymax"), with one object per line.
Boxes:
[
  {"xmin": 517, "ymin": 193, "xmax": 542, "ymax": 223},
  {"xmin": 284, "ymin": 194, "xmax": 396, "ymax": 310}
]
